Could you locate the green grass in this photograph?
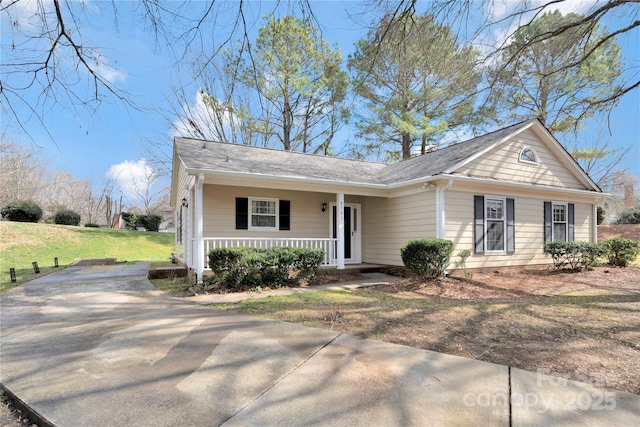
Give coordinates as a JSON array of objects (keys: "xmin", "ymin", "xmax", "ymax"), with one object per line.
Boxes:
[{"xmin": 0, "ymin": 222, "xmax": 175, "ymax": 292}]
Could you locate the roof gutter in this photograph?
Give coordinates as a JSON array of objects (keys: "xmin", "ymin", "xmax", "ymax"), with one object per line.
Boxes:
[
  {"xmin": 183, "ymin": 168, "xmax": 604, "ymax": 198},
  {"xmin": 183, "ymin": 167, "xmax": 389, "ymax": 190}
]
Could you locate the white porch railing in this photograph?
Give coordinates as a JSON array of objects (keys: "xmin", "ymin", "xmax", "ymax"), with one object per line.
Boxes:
[{"xmin": 199, "ymin": 238, "xmax": 337, "ymax": 268}]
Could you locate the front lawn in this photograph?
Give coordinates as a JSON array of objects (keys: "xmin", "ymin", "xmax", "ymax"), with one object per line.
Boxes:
[
  {"xmin": 0, "ymin": 222, "xmax": 174, "ymax": 292},
  {"xmin": 217, "ymin": 266, "xmax": 640, "ymax": 395}
]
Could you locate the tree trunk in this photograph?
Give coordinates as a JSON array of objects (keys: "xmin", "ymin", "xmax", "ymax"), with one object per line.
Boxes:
[{"xmin": 402, "ymin": 132, "xmax": 412, "ymax": 160}]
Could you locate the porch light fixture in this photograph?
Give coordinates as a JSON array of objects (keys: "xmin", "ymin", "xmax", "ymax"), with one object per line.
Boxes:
[
  {"xmin": 181, "ymin": 198, "xmax": 188, "ymax": 208},
  {"xmin": 322, "ymin": 202, "xmax": 327, "ymax": 212}
]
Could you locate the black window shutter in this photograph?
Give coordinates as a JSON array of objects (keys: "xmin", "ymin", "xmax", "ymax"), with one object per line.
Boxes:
[
  {"xmin": 543, "ymin": 201, "xmax": 552, "ymax": 247},
  {"xmin": 236, "ymin": 198, "xmax": 248, "ymax": 230},
  {"xmin": 568, "ymin": 203, "xmax": 575, "ymax": 241},
  {"xmin": 474, "ymin": 195, "xmax": 484, "ymax": 255},
  {"xmin": 506, "ymin": 198, "xmax": 515, "ymax": 254},
  {"xmin": 279, "ymin": 200, "xmax": 290, "ymax": 230}
]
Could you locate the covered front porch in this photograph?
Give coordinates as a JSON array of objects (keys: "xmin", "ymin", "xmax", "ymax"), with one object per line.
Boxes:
[{"xmin": 180, "ymin": 183, "xmax": 367, "ymax": 281}]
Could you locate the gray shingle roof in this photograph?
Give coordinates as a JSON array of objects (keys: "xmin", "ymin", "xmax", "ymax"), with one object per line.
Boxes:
[{"xmin": 175, "ymin": 120, "xmax": 537, "ymax": 186}]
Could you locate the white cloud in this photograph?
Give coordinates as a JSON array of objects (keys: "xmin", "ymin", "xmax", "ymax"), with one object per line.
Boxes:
[
  {"xmin": 90, "ymin": 49, "xmax": 127, "ymax": 84},
  {"xmin": 107, "ymin": 158, "xmax": 153, "ymax": 200},
  {"xmin": 487, "ymin": 0, "xmax": 598, "ymax": 21},
  {"xmin": 477, "ymin": 0, "xmax": 601, "ymax": 64},
  {"xmin": 172, "ymin": 90, "xmax": 239, "ymax": 141}
]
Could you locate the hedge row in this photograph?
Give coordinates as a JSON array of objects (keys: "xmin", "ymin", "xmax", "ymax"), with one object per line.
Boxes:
[
  {"xmin": 545, "ymin": 238, "xmax": 640, "ymax": 269},
  {"xmin": 207, "ymin": 247, "xmax": 324, "ymax": 291},
  {"xmin": 121, "ymin": 212, "xmax": 163, "ymax": 232},
  {"xmin": 399, "ymin": 237, "xmax": 638, "ymax": 278}
]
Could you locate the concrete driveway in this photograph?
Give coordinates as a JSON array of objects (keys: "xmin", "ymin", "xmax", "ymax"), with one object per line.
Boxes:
[{"xmin": 1, "ymin": 264, "xmax": 638, "ymax": 426}]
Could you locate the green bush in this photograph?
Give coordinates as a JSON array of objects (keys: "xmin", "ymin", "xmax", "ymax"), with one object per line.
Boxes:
[
  {"xmin": 597, "ymin": 206, "xmax": 606, "ymax": 225},
  {"xmin": 544, "ymin": 241, "xmax": 607, "ymax": 270},
  {"xmin": 54, "ymin": 209, "xmax": 81, "ymax": 226},
  {"xmin": 400, "ymin": 239, "xmax": 454, "ymax": 279},
  {"xmin": 121, "ymin": 212, "xmax": 163, "ymax": 231},
  {"xmin": 121, "ymin": 212, "xmax": 138, "ymax": 230},
  {"xmin": 207, "ymin": 246, "xmax": 324, "ymax": 291},
  {"xmin": 603, "ymin": 237, "xmax": 640, "ymax": 267},
  {"xmin": 1, "ymin": 200, "xmax": 43, "ymax": 223},
  {"xmin": 138, "ymin": 214, "xmax": 163, "ymax": 232},
  {"xmin": 84, "ymin": 223, "xmax": 100, "ymax": 228},
  {"xmin": 614, "ymin": 207, "xmax": 640, "ymax": 224}
]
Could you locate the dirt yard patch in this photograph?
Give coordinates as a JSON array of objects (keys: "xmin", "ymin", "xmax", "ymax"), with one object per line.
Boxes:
[{"xmin": 223, "ymin": 266, "xmax": 640, "ymax": 395}]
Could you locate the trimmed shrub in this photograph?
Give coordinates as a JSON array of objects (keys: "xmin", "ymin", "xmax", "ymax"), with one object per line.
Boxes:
[
  {"xmin": 603, "ymin": 237, "xmax": 640, "ymax": 267},
  {"xmin": 400, "ymin": 239, "xmax": 454, "ymax": 279},
  {"xmin": 544, "ymin": 241, "xmax": 607, "ymax": 270},
  {"xmin": 1, "ymin": 200, "xmax": 43, "ymax": 222},
  {"xmin": 207, "ymin": 246, "xmax": 324, "ymax": 291},
  {"xmin": 84, "ymin": 223, "xmax": 100, "ymax": 228},
  {"xmin": 121, "ymin": 212, "xmax": 163, "ymax": 231},
  {"xmin": 138, "ymin": 214, "xmax": 163, "ymax": 232},
  {"xmin": 54, "ymin": 209, "xmax": 81, "ymax": 226},
  {"xmin": 614, "ymin": 207, "xmax": 640, "ymax": 225},
  {"xmin": 121, "ymin": 212, "xmax": 138, "ymax": 230}
]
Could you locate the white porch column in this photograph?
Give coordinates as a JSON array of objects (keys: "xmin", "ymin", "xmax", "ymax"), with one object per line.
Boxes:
[
  {"xmin": 195, "ymin": 173, "xmax": 205, "ymax": 282},
  {"xmin": 337, "ymin": 192, "xmax": 345, "ymax": 269}
]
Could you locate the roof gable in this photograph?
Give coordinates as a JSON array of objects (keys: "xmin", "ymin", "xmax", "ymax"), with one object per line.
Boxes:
[{"xmin": 447, "ymin": 119, "xmax": 600, "ymax": 192}]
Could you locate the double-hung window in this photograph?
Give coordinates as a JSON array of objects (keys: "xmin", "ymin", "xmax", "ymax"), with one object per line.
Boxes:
[
  {"xmin": 485, "ymin": 197, "xmax": 506, "ymax": 252},
  {"xmin": 474, "ymin": 195, "xmax": 515, "ymax": 255},
  {"xmin": 544, "ymin": 201, "xmax": 574, "ymax": 244},
  {"xmin": 552, "ymin": 203, "xmax": 567, "ymax": 242},
  {"xmin": 236, "ymin": 197, "xmax": 290, "ymax": 231},
  {"xmin": 250, "ymin": 198, "xmax": 278, "ymax": 230}
]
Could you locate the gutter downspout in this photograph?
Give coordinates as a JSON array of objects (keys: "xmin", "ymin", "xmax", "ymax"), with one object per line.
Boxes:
[
  {"xmin": 436, "ymin": 179, "xmax": 454, "ymax": 239},
  {"xmin": 436, "ymin": 179, "xmax": 454, "ymax": 277}
]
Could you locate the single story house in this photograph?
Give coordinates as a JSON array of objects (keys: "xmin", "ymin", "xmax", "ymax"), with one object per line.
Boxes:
[{"xmin": 171, "ymin": 118, "xmax": 603, "ymax": 279}]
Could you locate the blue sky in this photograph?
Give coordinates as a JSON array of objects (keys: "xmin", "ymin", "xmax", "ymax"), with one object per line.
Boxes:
[{"xmin": 2, "ymin": 1, "xmax": 638, "ymax": 204}]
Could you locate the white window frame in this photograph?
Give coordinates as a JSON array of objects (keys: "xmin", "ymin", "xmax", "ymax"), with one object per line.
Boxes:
[
  {"xmin": 484, "ymin": 195, "xmax": 507, "ymax": 255},
  {"xmin": 518, "ymin": 147, "xmax": 538, "ymax": 165},
  {"xmin": 248, "ymin": 197, "xmax": 279, "ymax": 231},
  {"xmin": 551, "ymin": 201, "xmax": 568, "ymax": 242}
]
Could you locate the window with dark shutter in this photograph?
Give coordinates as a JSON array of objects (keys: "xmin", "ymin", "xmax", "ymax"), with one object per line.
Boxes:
[
  {"xmin": 475, "ymin": 195, "xmax": 515, "ymax": 255},
  {"xmin": 506, "ymin": 198, "xmax": 515, "ymax": 254},
  {"xmin": 474, "ymin": 195, "xmax": 485, "ymax": 255},
  {"xmin": 236, "ymin": 198, "xmax": 248, "ymax": 230},
  {"xmin": 279, "ymin": 200, "xmax": 290, "ymax": 230},
  {"xmin": 545, "ymin": 201, "xmax": 575, "ymax": 244},
  {"xmin": 568, "ymin": 203, "xmax": 575, "ymax": 241},
  {"xmin": 544, "ymin": 201, "xmax": 553, "ymax": 245}
]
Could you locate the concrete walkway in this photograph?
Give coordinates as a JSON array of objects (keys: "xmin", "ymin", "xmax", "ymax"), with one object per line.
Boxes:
[{"xmin": 0, "ymin": 264, "xmax": 638, "ymax": 426}]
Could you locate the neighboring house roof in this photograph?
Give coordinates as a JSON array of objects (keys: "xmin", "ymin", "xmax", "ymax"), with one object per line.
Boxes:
[{"xmin": 174, "ymin": 118, "xmax": 600, "ymax": 193}]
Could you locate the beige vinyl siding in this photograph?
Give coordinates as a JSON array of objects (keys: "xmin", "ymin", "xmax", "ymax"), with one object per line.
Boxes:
[
  {"xmin": 445, "ymin": 189, "xmax": 594, "ymax": 269},
  {"xmin": 202, "ymin": 184, "xmax": 334, "ymax": 238},
  {"xmin": 173, "ymin": 161, "xmax": 190, "ymax": 257},
  {"xmin": 456, "ymin": 129, "xmax": 585, "ymax": 189},
  {"xmin": 361, "ymin": 191, "xmax": 437, "ymax": 265}
]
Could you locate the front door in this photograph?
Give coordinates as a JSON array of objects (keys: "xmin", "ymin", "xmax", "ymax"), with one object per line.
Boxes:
[{"xmin": 331, "ymin": 203, "xmax": 361, "ymax": 264}]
